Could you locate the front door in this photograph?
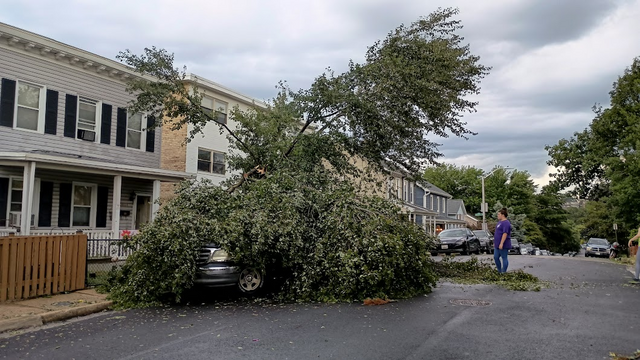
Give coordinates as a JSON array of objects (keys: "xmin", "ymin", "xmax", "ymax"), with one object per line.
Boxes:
[{"xmin": 134, "ymin": 195, "xmax": 151, "ymax": 230}]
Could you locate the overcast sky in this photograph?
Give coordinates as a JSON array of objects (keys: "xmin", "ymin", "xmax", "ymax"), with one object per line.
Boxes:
[{"xmin": 2, "ymin": 0, "xmax": 639, "ymax": 187}]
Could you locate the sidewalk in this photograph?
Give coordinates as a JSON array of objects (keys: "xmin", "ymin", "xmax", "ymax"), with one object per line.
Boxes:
[{"xmin": 0, "ymin": 289, "xmax": 112, "ymax": 334}]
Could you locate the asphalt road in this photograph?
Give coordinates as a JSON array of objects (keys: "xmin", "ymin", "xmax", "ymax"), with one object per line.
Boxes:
[{"xmin": 1, "ymin": 254, "xmax": 638, "ymax": 360}]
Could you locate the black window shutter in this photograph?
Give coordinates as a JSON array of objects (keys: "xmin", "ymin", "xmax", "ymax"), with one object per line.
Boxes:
[
  {"xmin": 116, "ymin": 107, "xmax": 127, "ymax": 147},
  {"xmin": 0, "ymin": 178, "xmax": 8, "ymax": 227},
  {"xmin": 44, "ymin": 90, "xmax": 59, "ymax": 135},
  {"xmin": 58, "ymin": 183, "xmax": 72, "ymax": 227},
  {"xmin": 63, "ymin": 94, "xmax": 77, "ymax": 138},
  {"xmin": 145, "ymin": 115, "xmax": 155, "ymax": 152},
  {"xmin": 38, "ymin": 181, "xmax": 54, "ymax": 227},
  {"xmin": 0, "ymin": 78, "xmax": 16, "ymax": 127},
  {"xmin": 100, "ymin": 103, "xmax": 112, "ymax": 145},
  {"xmin": 96, "ymin": 186, "xmax": 109, "ymax": 228}
]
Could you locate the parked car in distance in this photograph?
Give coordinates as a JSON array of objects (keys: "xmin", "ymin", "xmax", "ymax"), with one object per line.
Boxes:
[
  {"xmin": 522, "ymin": 243, "xmax": 534, "ymax": 255},
  {"xmin": 194, "ymin": 244, "xmax": 269, "ymax": 295},
  {"xmin": 508, "ymin": 238, "xmax": 521, "ymax": 255},
  {"xmin": 585, "ymin": 238, "xmax": 610, "ymax": 258},
  {"xmin": 540, "ymin": 250, "xmax": 549, "ymax": 256},
  {"xmin": 432, "ymin": 228, "xmax": 481, "ymax": 256},
  {"xmin": 472, "ymin": 230, "xmax": 494, "ymax": 254}
]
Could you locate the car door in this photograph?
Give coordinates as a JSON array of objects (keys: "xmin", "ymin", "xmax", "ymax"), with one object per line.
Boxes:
[{"xmin": 467, "ymin": 229, "xmax": 479, "ymax": 251}]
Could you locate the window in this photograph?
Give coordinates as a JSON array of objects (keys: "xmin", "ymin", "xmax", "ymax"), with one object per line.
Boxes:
[
  {"xmin": 201, "ymin": 97, "xmax": 228, "ymax": 124},
  {"xmin": 72, "ymin": 183, "xmax": 96, "ymax": 227},
  {"xmin": 77, "ymin": 97, "xmax": 100, "ymax": 142},
  {"xmin": 430, "ymin": 195, "xmax": 433, "ymax": 210},
  {"xmin": 126, "ymin": 112, "xmax": 146, "ymax": 150},
  {"xmin": 442, "ymin": 198, "xmax": 446, "ymax": 213},
  {"xmin": 9, "ymin": 178, "xmax": 23, "ymax": 214},
  {"xmin": 15, "ymin": 81, "xmax": 45, "ymax": 131},
  {"xmin": 6, "ymin": 177, "xmax": 39, "ymax": 227},
  {"xmin": 437, "ymin": 197, "xmax": 440, "ymax": 212},
  {"xmin": 409, "ymin": 182, "xmax": 413, "ymax": 203},
  {"xmin": 197, "ymin": 148, "xmax": 225, "ymax": 175}
]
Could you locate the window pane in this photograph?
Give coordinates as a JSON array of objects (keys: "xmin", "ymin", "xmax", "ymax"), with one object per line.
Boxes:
[
  {"xmin": 197, "ymin": 160, "xmax": 211, "ymax": 172},
  {"xmin": 212, "ymin": 163, "xmax": 225, "ymax": 174},
  {"xmin": 72, "ymin": 207, "xmax": 90, "ymax": 227},
  {"xmin": 16, "ymin": 107, "xmax": 39, "ymax": 130},
  {"xmin": 127, "ymin": 130, "xmax": 141, "ymax": 149},
  {"xmin": 213, "ymin": 152, "xmax": 225, "ymax": 163},
  {"xmin": 74, "ymin": 186, "xmax": 92, "ymax": 206},
  {"xmin": 214, "ymin": 100, "xmax": 227, "ymax": 124},
  {"xmin": 198, "ymin": 149, "xmax": 211, "ymax": 161},
  {"xmin": 17, "ymin": 83, "xmax": 40, "ymax": 108},
  {"xmin": 79, "ymin": 102, "xmax": 96, "ymax": 124},
  {"xmin": 128, "ymin": 113, "xmax": 142, "ymax": 131},
  {"xmin": 10, "ymin": 204, "xmax": 22, "ymax": 212},
  {"xmin": 201, "ymin": 97, "xmax": 214, "ymax": 109},
  {"xmin": 12, "ymin": 179, "xmax": 23, "ymax": 189}
]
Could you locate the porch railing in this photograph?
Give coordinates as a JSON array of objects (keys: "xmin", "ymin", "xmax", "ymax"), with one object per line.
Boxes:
[{"xmin": 0, "ymin": 229, "xmax": 116, "ymax": 239}]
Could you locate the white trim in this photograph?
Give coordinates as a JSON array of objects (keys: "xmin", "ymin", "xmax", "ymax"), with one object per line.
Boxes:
[
  {"xmin": 152, "ymin": 180, "xmax": 160, "ymax": 221},
  {"xmin": 185, "ymin": 73, "xmax": 267, "ymax": 108},
  {"xmin": 13, "ymin": 79, "xmax": 46, "ymax": 133},
  {"xmin": 71, "ymin": 182, "xmax": 97, "ymax": 228},
  {"xmin": 112, "ymin": 176, "xmax": 122, "ymax": 234},
  {"xmin": 76, "ymin": 96, "xmax": 102, "ymax": 143},
  {"xmin": 125, "ymin": 112, "xmax": 147, "ymax": 151}
]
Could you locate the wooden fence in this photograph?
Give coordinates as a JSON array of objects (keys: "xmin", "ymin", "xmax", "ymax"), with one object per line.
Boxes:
[{"xmin": 0, "ymin": 233, "xmax": 87, "ymax": 302}]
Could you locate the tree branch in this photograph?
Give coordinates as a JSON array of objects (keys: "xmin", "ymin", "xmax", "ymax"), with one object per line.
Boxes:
[
  {"xmin": 226, "ymin": 165, "xmax": 265, "ymax": 194},
  {"xmin": 283, "ymin": 108, "xmax": 344, "ymax": 158}
]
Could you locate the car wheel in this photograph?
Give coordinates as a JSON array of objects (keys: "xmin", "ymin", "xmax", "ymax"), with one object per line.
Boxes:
[
  {"xmin": 238, "ymin": 268, "xmax": 265, "ymax": 294},
  {"xmin": 584, "ymin": 253, "xmax": 588, "ymax": 257},
  {"xmin": 431, "ymin": 252, "xmax": 438, "ymax": 257}
]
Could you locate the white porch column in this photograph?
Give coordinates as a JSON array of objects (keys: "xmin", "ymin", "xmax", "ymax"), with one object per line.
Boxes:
[
  {"xmin": 112, "ymin": 175, "xmax": 122, "ymax": 239},
  {"xmin": 20, "ymin": 162, "xmax": 36, "ymax": 235},
  {"xmin": 151, "ymin": 180, "xmax": 161, "ymax": 221}
]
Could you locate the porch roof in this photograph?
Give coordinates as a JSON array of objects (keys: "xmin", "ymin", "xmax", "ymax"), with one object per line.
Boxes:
[
  {"xmin": 401, "ymin": 202, "xmax": 439, "ymax": 216},
  {"xmin": 0, "ymin": 152, "xmax": 194, "ymax": 182}
]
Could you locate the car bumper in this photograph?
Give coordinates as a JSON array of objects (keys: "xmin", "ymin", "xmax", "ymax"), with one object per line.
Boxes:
[
  {"xmin": 434, "ymin": 243, "xmax": 465, "ymax": 253},
  {"xmin": 194, "ymin": 265, "xmax": 240, "ymax": 287},
  {"xmin": 586, "ymin": 250, "xmax": 609, "ymax": 257}
]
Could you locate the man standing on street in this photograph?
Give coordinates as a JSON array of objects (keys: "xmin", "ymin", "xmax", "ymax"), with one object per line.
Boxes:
[
  {"xmin": 628, "ymin": 227, "xmax": 640, "ymax": 281},
  {"xmin": 493, "ymin": 208, "xmax": 512, "ymax": 273}
]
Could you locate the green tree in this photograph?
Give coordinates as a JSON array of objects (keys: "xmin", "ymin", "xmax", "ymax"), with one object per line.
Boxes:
[
  {"xmin": 529, "ymin": 186, "xmax": 579, "ymax": 253},
  {"xmin": 107, "ymin": 8, "xmax": 491, "ymax": 306},
  {"xmin": 547, "ymin": 57, "xmax": 640, "ymax": 227},
  {"xmin": 422, "ymin": 164, "xmax": 483, "ymax": 213}
]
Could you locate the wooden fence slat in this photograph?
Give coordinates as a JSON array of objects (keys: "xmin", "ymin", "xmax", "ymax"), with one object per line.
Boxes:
[
  {"xmin": 69, "ymin": 235, "xmax": 78, "ymax": 291},
  {"xmin": 29, "ymin": 238, "xmax": 38, "ymax": 297},
  {"xmin": 64, "ymin": 235, "xmax": 74, "ymax": 292},
  {"xmin": 37, "ymin": 237, "xmax": 47, "ymax": 296},
  {"xmin": 76, "ymin": 235, "xmax": 87, "ymax": 289},
  {"xmin": 8, "ymin": 238, "xmax": 17, "ymax": 300},
  {"xmin": 23, "ymin": 238, "xmax": 33, "ymax": 298},
  {"xmin": 15, "ymin": 238, "xmax": 26, "ymax": 301},
  {"xmin": 45, "ymin": 237, "xmax": 53, "ymax": 295},
  {"xmin": 0, "ymin": 239, "xmax": 10, "ymax": 302},
  {"xmin": 53, "ymin": 236, "xmax": 65, "ymax": 293}
]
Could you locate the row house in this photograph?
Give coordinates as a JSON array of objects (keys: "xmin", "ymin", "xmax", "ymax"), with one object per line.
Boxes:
[
  {"xmin": 0, "ymin": 22, "xmax": 190, "ymax": 238},
  {"xmin": 159, "ymin": 75, "xmax": 266, "ymax": 198},
  {"xmin": 386, "ymin": 171, "xmax": 466, "ymax": 235}
]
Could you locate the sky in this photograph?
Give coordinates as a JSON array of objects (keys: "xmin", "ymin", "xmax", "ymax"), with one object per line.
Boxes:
[{"xmin": 2, "ymin": 0, "xmax": 639, "ymax": 188}]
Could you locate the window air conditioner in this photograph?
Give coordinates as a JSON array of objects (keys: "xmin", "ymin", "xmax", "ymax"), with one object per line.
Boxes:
[
  {"xmin": 78, "ymin": 129, "xmax": 96, "ymax": 142},
  {"xmin": 9, "ymin": 212, "xmax": 21, "ymax": 227}
]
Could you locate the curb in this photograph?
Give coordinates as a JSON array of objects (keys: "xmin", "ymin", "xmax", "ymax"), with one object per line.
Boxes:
[{"xmin": 0, "ymin": 301, "xmax": 113, "ymax": 334}]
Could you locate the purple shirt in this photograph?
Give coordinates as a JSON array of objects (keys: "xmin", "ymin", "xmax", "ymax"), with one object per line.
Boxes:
[{"xmin": 494, "ymin": 220, "xmax": 512, "ymax": 249}]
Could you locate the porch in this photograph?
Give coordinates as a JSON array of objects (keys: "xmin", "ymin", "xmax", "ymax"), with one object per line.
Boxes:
[{"xmin": 0, "ymin": 152, "xmax": 191, "ymax": 239}]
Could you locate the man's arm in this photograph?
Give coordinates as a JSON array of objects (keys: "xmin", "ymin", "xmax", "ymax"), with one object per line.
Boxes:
[
  {"xmin": 629, "ymin": 227, "xmax": 640, "ymax": 247},
  {"xmin": 499, "ymin": 233, "xmax": 507, "ymax": 250}
]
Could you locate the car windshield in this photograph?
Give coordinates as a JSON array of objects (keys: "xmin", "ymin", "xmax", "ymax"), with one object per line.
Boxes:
[
  {"xmin": 473, "ymin": 231, "xmax": 490, "ymax": 237},
  {"xmin": 439, "ymin": 229, "xmax": 467, "ymax": 238},
  {"xmin": 589, "ymin": 239, "xmax": 609, "ymax": 246}
]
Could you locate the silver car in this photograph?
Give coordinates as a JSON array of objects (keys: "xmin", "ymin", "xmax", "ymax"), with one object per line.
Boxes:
[{"xmin": 585, "ymin": 238, "xmax": 610, "ymax": 258}]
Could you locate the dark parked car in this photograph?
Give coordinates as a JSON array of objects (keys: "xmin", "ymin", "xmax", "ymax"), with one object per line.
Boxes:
[
  {"xmin": 473, "ymin": 230, "xmax": 494, "ymax": 254},
  {"xmin": 508, "ymin": 238, "xmax": 521, "ymax": 255},
  {"xmin": 585, "ymin": 238, "xmax": 610, "ymax": 258},
  {"xmin": 432, "ymin": 228, "xmax": 481, "ymax": 256},
  {"xmin": 194, "ymin": 244, "xmax": 267, "ymax": 294}
]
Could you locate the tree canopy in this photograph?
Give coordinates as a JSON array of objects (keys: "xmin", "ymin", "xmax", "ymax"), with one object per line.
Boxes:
[
  {"xmin": 106, "ymin": 8, "xmax": 492, "ymax": 307},
  {"xmin": 546, "ymin": 57, "xmax": 640, "ymax": 227}
]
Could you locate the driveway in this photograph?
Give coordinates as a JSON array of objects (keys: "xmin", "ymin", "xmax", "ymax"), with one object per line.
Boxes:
[{"xmin": 1, "ymin": 255, "xmax": 638, "ymax": 360}]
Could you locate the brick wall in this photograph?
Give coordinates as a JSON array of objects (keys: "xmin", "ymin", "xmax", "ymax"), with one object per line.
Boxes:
[{"xmin": 160, "ymin": 116, "xmax": 188, "ymax": 201}]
